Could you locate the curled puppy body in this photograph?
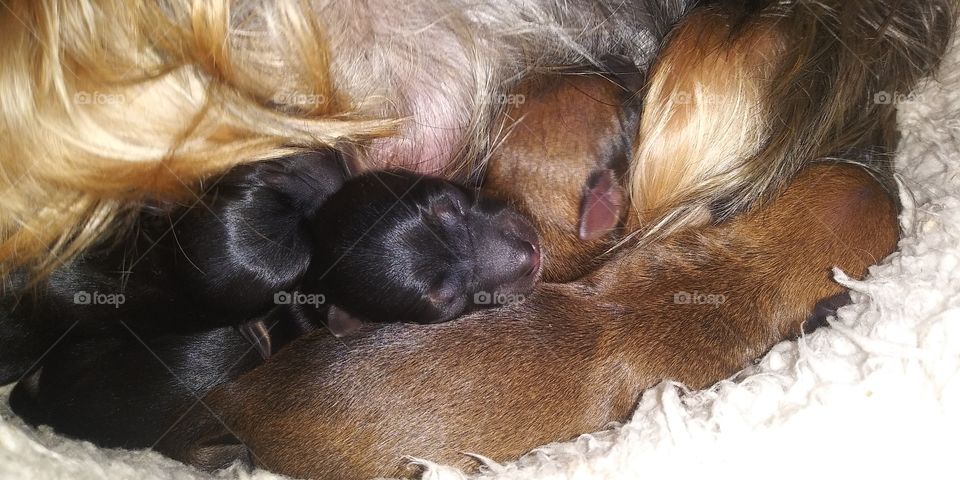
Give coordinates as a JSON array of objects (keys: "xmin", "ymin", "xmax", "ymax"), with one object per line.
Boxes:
[
  {"xmin": 482, "ymin": 61, "xmax": 642, "ymax": 282},
  {"xmin": 159, "ymin": 163, "xmax": 900, "ymax": 479},
  {"xmin": 8, "ymin": 324, "xmax": 263, "ymax": 450},
  {"xmin": 6, "ymin": 293, "xmax": 323, "ymax": 451}
]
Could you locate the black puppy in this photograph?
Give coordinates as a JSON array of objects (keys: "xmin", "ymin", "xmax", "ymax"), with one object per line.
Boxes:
[
  {"xmin": 5, "ymin": 152, "xmax": 541, "ymax": 450},
  {"xmin": 308, "ymin": 171, "xmax": 540, "ymax": 326},
  {"xmin": 0, "ymin": 150, "xmax": 351, "ymax": 384},
  {"xmin": 8, "ymin": 303, "xmax": 311, "ymax": 450}
]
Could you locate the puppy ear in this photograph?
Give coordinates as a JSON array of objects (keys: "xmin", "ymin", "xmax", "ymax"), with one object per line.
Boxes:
[
  {"xmin": 579, "ymin": 169, "xmax": 626, "ymax": 241},
  {"xmin": 172, "ymin": 151, "xmax": 351, "ymax": 319},
  {"xmin": 325, "ymin": 305, "xmax": 365, "ymax": 338},
  {"xmin": 257, "ymin": 150, "xmax": 353, "ymax": 218}
]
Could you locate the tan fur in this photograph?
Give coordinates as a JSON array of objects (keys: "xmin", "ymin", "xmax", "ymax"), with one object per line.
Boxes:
[
  {"xmin": 626, "ymin": 0, "xmax": 954, "ymax": 237},
  {"xmin": 630, "ymin": 9, "xmax": 784, "ymax": 227},
  {"xmin": 483, "ymin": 70, "xmax": 640, "ymax": 282},
  {"xmin": 159, "ymin": 164, "xmax": 899, "ymax": 479},
  {"xmin": 1, "ymin": 0, "xmax": 951, "ymax": 281}
]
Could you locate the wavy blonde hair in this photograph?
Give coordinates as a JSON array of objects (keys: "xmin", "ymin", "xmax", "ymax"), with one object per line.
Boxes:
[
  {"xmin": 2, "ymin": 0, "xmax": 953, "ymax": 279},
  {"xmin": 0, "ymin": 0, "xmax": 397, "ymax": 277}
]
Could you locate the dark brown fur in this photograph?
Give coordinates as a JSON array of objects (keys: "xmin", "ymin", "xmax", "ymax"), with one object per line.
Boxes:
[{"xmin": 159, "ymin": 164, "xmax": 899, "ymax": 479}]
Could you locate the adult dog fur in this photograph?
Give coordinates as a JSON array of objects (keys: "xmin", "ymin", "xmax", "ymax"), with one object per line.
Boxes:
[{"xmin": 0, "ymin": 0, "xmax": 951, "ymax": 276}]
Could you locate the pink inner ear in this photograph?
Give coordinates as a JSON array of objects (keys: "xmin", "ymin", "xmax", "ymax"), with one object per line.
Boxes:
[
  {"xmin": 326, "ymin": 305, "xmax": 365, "ymax": 338},
  {"xmin": 579, "ymin": 169, "xmax": 626, "ymax": 241}
]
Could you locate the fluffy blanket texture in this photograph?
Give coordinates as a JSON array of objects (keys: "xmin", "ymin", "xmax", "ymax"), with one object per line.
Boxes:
[{"xmin": 2, "ymin": 35, "xmax": 958, "ymax": 480}]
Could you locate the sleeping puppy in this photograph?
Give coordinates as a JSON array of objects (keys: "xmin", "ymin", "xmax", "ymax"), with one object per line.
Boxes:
[
  {"xmin": 7, "ymin": 298, "xmax": 323, "ymax": 450},
  {"xmin": 9, "ymin": 325, "xmax": 263, "ymax": 450},
  {"xmin": 307, "ymin": 171, "xmax": 540, "ymax": 327},
  {"xmin": 158, "ymin": 163, "xmax": 900, "ymax": 479},
  {"xmin": 483, "ymin": 62, "xmax": 642, "ymax": 282}
]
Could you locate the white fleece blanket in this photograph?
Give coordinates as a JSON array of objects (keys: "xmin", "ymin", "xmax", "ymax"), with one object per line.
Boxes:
[{"xmin": 2, "ymin": 35, "xmax": 958, "ymax": 480}]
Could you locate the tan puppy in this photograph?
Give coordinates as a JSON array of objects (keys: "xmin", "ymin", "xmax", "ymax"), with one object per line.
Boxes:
[{"xmin": 483, "ymin": 65, "xmax": 641, "ymax": 282}]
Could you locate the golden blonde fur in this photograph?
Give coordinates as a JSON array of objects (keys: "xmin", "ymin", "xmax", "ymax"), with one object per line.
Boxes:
[
  {"xmin": 627, "ymin": 0, "xmax": 954, "ymax": 236},
  {"xmin": 0, "ymin": 0, "xmax": 952, "ymax": 279},
  {"xmin": 0, "ymin": 0, "xmax": 396, "ymax": 277},
  {"xmin": 629, "ymin": 9, "xmax": 784, "ymax": 228}
]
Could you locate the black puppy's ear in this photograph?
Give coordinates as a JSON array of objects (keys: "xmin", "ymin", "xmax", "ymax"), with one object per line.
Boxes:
[
  {"xmin": 325, "ymin": 305, "xmax": 365, "ymax": 338},
  {"xmin": 256, "ymin": 150, "xmax": 354, "ymax": 219},
  {"xmin": 173, "ymin": 150, "xmax": 351, "ymax": 319},
  {"xmin": 578, "ymin": 169, "xmax": 626, "ymax": 241}
]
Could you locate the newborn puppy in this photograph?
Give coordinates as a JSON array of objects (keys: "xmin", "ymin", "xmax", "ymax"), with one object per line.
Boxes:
[
  {"xmin": 9, "ymin": 325, "xmax": 261, "ymax": 449},
  {"xmin": 483, "ymin": 61, "xmax": 642, "ymax": 282},
  {"xmin": 7, "ymin": 302, "xmax": 314, "ymax": 450},
  {"xmin": 307, "ymin": 170, "xmax": 540, "ymax": 326}
]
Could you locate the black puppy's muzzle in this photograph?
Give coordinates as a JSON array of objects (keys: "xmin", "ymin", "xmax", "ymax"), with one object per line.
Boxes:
[{"xmin": 469, "ymin": 198, "xmax": 542, "ymax": 296}]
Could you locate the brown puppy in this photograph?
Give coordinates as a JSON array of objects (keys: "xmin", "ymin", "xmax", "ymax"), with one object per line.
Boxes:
[
  {"xmin": 483, "ymin": 66, "xmax": 641, "ymax": 282},
  {"xmin": 158, "ymin": 163, "xmax": 898, "ymax": 479}
]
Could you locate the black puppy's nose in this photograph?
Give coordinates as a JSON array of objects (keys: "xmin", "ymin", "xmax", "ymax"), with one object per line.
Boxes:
[
  {"xmin": 477, "ymin": 236, "xmax": 536, "ymax": 283},
  {"xmin": 494, "ymin": 239, "xmax": 540, "ymax": 283}
]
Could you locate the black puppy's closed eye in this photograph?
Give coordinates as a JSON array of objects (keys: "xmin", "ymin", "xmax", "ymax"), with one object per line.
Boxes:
[{"xmin": 427, "ymin": 192, "xmax": 467, "ymax": 224}]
